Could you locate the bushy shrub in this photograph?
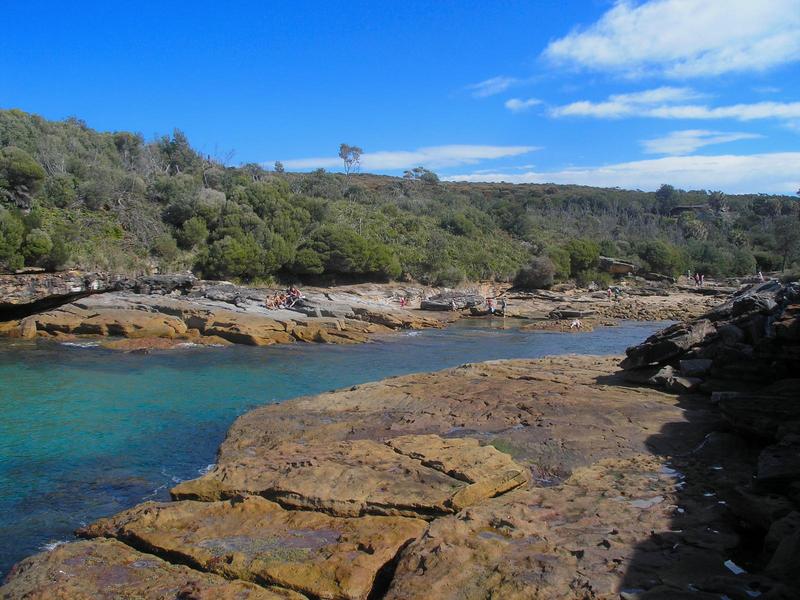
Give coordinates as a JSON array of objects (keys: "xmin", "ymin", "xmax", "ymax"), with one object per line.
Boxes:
[
  {"xmin": 434, "ymin": 266, "xmax": 465, "ymax": 288},
  {"xmin": 0, "ymin": 208, "xmax": 25, "ymax": 269},
  {"xmin": 564, "ymin": 239, "xmax": 600, "ymax": 276},
  {"xmin": 637, "ymin": 240, "xmax": 684, "ymax": 275},
  {"xmin": 575, "ymin": 269, "xmax": 612, "ymax": 288},
  {"xmin": 152, "ymin": 233, "xmax": 179, "ymax": 264},
  {"xmin": 514, "ymin": 256, "xmax": 555, "ymax": 289},
  {"xmin": 546, "ymin": 246, "xmax": 571, "ymax": 281},
  {"xmin": 177, "ymin": 216, "xmax": 208, "ymax": 249},
  {"xmin": 22, "ymin": 228, "xmax": 53, "ymax": 262}
]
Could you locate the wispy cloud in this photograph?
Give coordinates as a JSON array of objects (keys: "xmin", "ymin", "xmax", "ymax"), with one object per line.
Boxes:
[
  {"xmin": 550, "ymin": 86, "xmax": 702, "ymax": 118},
  {"xmin": 641, "ymin": 129, "xmax": 763, "ymax": 155},
  {"xmin": 543, "ymin": 0, "xmax": 800, "ymax": 78},
  {"xmin": 466, "ymin": 76, "xmax": 520, "ymax": 98},
  {"xmin": 504, "ymin": 98, "xmax": 542, "ymax": 113},
  {"xmin": 550, "ymin": 88, "xmax": 800, "ymax": 123},
  {"xmin": 279, "ymin": 144, "xmax": 539, "ymax": 171},
  {"xmin": 445, "ymin": 152, "xmax": 800, "ymax": 194}
]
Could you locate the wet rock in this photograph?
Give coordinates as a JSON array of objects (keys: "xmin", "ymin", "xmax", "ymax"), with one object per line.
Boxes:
[
  {"xmin": 79, "ymin": 496, "xmax": 426, "ymax": 600},
  {"xmin": 0, "ymin": 538, "xmax": 298, "ymax": 599}
]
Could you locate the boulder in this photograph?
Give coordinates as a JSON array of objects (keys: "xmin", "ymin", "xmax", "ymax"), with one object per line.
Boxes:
[
  {"xmin": 598, "ymin": 256, "xmax": 637, "ymax": 275},
  {"xmin": 620, "ymin": 320, "xmax": 715, "ymax": 369},
  {"xmin": 420, "ymin": 291, "xmax": 484, "ymax": 311}
]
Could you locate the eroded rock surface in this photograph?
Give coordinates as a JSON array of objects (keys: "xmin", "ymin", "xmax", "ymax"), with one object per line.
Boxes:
[
  {"xmin": 79, "ymin": 496, "xmax": 426, "ymax": 600},
  {"xmin": 0, "ymin": 538, "xmax": 301, "ymax": 599},
  {"xmin": 172, "ymin": 435, "xmax": 528, "ymax": 517}
]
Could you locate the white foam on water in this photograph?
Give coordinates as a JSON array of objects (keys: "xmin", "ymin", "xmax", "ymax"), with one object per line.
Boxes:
[
  {"xmin": 60, "ymin": 341, "xmax": 101, "ymax": 348},
  {"xmin": 405, "ymin": 331, "xmax": 421, "ymax": 336},
  {"xmin": 40, "ymin": 540, "xmax": 68, "ymax": 552},
  {"xmin": 198, "ymin": 463, "xmax": 215, "ymax": 475}
]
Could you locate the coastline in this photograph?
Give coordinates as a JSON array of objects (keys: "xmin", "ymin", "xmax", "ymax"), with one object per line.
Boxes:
[
  {"xmin": 4, "ymin": 276, "xmax": 796, "ymax": 598},
  {"xmin": 0, "ymin": 271, "xmax": 724, "ymax": 352}
]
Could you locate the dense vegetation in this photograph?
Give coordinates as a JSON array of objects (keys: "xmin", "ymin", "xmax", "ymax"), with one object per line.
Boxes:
[{"xmin": 1, "ymin": 108, "xmax": 798, "ymax": 286}]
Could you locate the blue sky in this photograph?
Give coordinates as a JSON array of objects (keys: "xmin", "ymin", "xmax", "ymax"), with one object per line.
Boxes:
[{"xmin": 2, "ymin": 0, "xmax": 799, "ymax": 193}]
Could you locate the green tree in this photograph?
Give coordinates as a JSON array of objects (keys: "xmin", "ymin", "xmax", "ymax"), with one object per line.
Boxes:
[
  {"xmin": 564, "ymin": 239, "xmax": 600, "ymax": 277},
  {"xmin": 177, "ymin": 216, "xmax": 209, "ymax": 249},
  {"xmin": 638, "ymin": 240, "xmax": 684, "ymax": 275},
  {"xmin": 22, "ymin": 228, "xmax": 53, "ymax": 263},
  {"xmin": 0, "ymin": 146, "xmax": 45, "ymax": 208},
  {"xmin": 0, "ymin": 208, "xmax": 25, "ymax": 269},
  {"xmin": 773, "ymin": 216, "xmax": 800, "ymax": 270}
]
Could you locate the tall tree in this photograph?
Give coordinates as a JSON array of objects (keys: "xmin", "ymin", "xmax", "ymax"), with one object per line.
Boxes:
[{"xmin": 338, "ymin": 143, "xmax": 363, "ymax": 176}]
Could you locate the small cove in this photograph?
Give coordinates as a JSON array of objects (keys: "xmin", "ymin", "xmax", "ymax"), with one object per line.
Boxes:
[{"xmin": 0, "ymin": 318, "xmax": 665, "ymax": 575}]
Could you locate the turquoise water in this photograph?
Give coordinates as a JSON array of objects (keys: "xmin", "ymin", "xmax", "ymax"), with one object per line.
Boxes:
[{"xmin": 0, "ymin": 319, "xmax": 664, "ymax": 576}]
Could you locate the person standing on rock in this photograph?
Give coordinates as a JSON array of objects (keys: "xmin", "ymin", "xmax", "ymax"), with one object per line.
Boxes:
[{"xmin": 487, "ymin": 298, "xmax": 495, "ymax": 315}]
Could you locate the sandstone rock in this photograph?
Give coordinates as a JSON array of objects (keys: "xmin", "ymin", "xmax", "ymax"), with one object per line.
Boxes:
[
  {"xmin": 599, "ymin": 256, "xmax": 637, "ymax": 275},
  {"xmin": 79, "ymin": 496, "xmax": 427, "ymax": 600},
  {"xmin": 172, "ymin": 435, "xmax": 527, "ymax": 518},
  {"xmin": 201, "ymin": 311, "xmax": 295, "ymax": 346},
  {"xmin": 0, "ymin": 538, "xmax": 299, "ymax": 599}
]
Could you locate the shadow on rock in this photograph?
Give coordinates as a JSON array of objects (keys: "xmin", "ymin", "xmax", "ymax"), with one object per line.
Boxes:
[{"xmin": 619, "ymin": 281, "xmax": 800, "ymax": 600}]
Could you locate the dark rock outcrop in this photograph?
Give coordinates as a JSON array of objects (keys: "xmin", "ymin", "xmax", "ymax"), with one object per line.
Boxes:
[
  {"xmin": 419, "ymin": 290, "xmax": 484, "ymax": 311},
  {"xmin": 621, "ymin": 280, "xmax": 800, "ymax": 595}
]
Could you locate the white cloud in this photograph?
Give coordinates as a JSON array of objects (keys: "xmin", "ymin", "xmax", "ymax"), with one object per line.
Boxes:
[
  {"xmin": 467, "ymin": 76, "xmax": 520, "ymax": 98},
  {"xmin": 551, "ymin": 88, "xmax": 800, "ymax": 122},
  {"xmin": 445, "ymin": 152, "xmax": 800, "ymax": 194},
  {"xmin": 280, "ymin": 144, "xmax": 539, "ymax": 171},
  {"xmin": 543, "ymin": 0, "xmax": 800, "ymax": 78},
  {"xmin": 551, "ymin": 86, "xmax": 701, "ymax": 118},
  {"xmin": 504, "ymin": 98, "xmax": 542, "ymax": 112},
  {"xmin": 641, "ymin": 129, "xmax": 763, "ymax": 155}
]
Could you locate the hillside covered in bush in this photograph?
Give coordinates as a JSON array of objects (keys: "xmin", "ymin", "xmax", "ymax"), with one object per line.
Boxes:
[{"xmin": 1, "ymin": 108, "xmax": 798, "ymax": 286}]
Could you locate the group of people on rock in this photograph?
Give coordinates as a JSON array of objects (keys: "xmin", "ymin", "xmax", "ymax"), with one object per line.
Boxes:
[
  {"xmin": 485, "ymin": 297, "xmax": 507, "ymax": 315},
  {"xmin": 265, "ymin": 285, "xmax": 303, "ymax": 310},
  {"xmin": 690, "ymin": 272, "xmax": 705, "ymax": 287}
]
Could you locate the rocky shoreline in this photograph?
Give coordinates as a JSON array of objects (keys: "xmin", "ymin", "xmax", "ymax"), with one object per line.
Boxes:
[
  {"xmin": 0, "ymin": 271, "xmax": 725, "ymax": 351},
  {"xmin": 3, "ymin": 281, "xmax": 798, "ymax": 598}
]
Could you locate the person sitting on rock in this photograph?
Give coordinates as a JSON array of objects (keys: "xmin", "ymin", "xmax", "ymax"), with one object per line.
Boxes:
[{"xmin": 570, "ymin": 319, "xmax": 583, "ymax": 329}]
